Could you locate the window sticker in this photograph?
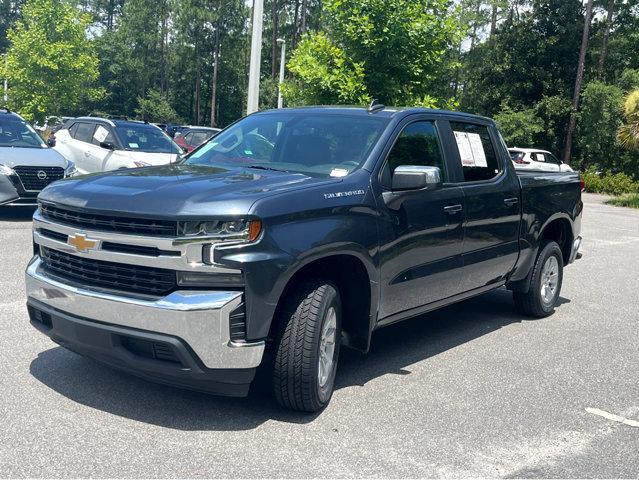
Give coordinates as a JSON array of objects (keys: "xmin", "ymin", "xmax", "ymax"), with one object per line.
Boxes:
[
  {"xmin": 454, "ymin": 131, "xmax": 475, "ymax": 166},
  {"xmin": 454, "ymin": 131, "xmax": 488, "ymax": 168},
  {"xmin": 129, "ymin": 143, "xmax": 139, "ymax": 149},
  {"xmin": 330, "ymin": 168, "xmax": 349, "ymax": 177},
  {"xmin": 467, "ymin": 133, "xmax": 487, "ymax": 167},
  {"xmin": 93, "ymin": 125, "xmax": 109, "ymax": 143}
]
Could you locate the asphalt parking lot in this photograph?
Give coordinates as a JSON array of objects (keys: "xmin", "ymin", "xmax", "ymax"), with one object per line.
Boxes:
[{"xmin": 0, "ymin": 193, "xmax": 637, "ymax": 478}]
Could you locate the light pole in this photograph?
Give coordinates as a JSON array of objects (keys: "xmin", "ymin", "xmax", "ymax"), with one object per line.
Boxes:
[
  {"xmin": 276, "ymin": 38, "xmax": 286, "ymax": 109},
  {"xmin": 246, "ymin": 0, "xmax": 264, "ymax": 115},
  {"xmin": 3, "ymin": 54, "xmax": 7, "ymax": 104}
]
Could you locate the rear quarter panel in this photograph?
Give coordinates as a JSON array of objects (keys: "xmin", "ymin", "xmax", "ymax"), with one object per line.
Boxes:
[{"xmin": 509, "ymin": 171, "xmax": 583, "ymax": 282}]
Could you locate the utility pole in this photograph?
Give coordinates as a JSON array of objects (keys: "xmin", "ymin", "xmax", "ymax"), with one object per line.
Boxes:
[
  {"xmin": 276, "ymin": 38, "xmax": 286, "ymax": 109},
  {"xmin": 246, "ymin": 0, "xmax": 264, "ymax": 115}
]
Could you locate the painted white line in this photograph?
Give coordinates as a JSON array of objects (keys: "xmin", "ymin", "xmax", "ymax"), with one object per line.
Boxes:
[{"xmin": 585, "ymin": 407, "xmax": 639, "ymax": 427}]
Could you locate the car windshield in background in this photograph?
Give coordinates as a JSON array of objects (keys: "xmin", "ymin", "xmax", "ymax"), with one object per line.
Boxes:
[
  {"xmin": 183, "ymin": 113, "xmax": 388, "ymax": 177},
  {"xmin": 0, "ymin": 118, "xmax": 46, "ymax": 148},
  {"xmin": 115, "ymin": 125, "xmax": 181, "ymax": 154}
]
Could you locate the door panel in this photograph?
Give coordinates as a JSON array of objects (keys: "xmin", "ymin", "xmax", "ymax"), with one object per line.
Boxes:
[
  {"xmin": 378, "ymin": 186, "xmax": 465, "ymax": 318},
  {"xmin": 448, "ymin": 121, "xmax": 521, "ymax": 291},
  {"xmin": 376, "ymin": 119, "xmax": 466, "ymax": 320}
]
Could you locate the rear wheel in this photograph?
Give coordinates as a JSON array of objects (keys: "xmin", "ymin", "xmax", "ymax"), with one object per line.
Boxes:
[
  {"xmin": 513, "ymin": 241, "xmax": 564, "ymax": 317},
  {"xmin": 271, "ymin": 280, "xmax": 341, "ymax": 412}
]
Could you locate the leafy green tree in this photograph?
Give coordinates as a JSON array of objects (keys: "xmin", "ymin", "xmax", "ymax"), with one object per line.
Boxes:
[
  {"xmin": 135, "ymin": 89, "xmax": 182, "ymax": 123},
  {"xmin": 1, "ymin": 0, "xmax": 102, "ymax": 122},
  {"xmin": 494, "ymin": 104, "xmax": 544, "ymax": 147},
  {"xmin": 575, "ymin": 81, "xmax": 624, "ymax": 168},
  {"xmin": 283, "ymin": 32, "xmax": 369, "ymax": 105},
  {"xmin": 285, "ymin": 0, "xmax": 464, "ymax": 107},
  {"xmin": 618, "ymin": 89, "xmax": 639, "ymax": 151},
  {"xmin": 462, "ymin": 0, "xmax": 583, "ymax": 116}
]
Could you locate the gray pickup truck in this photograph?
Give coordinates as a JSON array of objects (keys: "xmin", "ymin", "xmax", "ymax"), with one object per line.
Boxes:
[{"xmin": 26, "ymin": 107, "xmax": 583, "ymax": 412}]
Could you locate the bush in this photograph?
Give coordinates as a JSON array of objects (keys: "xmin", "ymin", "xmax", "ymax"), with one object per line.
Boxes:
[{"xmin": 582, "ymin": 168, "xmax": 639, "ymax": 195}]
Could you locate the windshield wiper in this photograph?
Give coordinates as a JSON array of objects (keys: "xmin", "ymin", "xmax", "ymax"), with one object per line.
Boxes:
[{"xmin": 246, "ymin": 165, "xmax": 287, "ymax": 173}]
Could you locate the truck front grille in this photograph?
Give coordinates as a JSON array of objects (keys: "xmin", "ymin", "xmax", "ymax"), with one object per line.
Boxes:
[
  {"xmin": 40, "ymin": 247, "xmax": 177, "ymax": 296},
  {"xmin": 14, "ymin": 166, "xmax": 64, "ymax": 191},
  {"xmin": 40, "ymin": 203, "xmax": 178, "ymax": 237}
]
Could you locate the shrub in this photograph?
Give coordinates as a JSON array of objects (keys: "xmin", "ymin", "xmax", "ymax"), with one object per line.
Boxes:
[{"xmin": 582, "ymin": 168, "xmax": 639, "ymax": 195}]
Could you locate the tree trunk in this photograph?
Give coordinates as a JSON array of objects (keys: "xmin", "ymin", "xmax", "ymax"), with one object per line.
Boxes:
[
  {"xmin": 300, "ymin": 0, "xmax": 308, "ymax": 35},
  {"xmin": 490, "ymin": 1, "xmax": 497, "ymax": 37},
  {"xmin": 210, "ymin": 22, "xmax": 220, "ymax": 127},
  {"xmin": 598, "ymin": 0, "xmax": 615, "ymax": 77},
  {"xmin": 292, "ymin": 0, "xmax": 300, "ymax": 48},
  {"xmin": 563, "ymin": 0, "xmax": 594, "ymax": 165},
  {"xmin": 470, "ymin": 0, "xmax": 481, "ymax": 50}
]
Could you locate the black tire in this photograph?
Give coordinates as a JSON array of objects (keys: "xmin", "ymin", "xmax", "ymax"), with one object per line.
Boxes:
[
  {"xmin": 271, "ymin": 279, "xmax": 342, "ymax": 412},
  {"xmin": 513, "ymin": 240, "xmax": 564, "ymax": 318}
]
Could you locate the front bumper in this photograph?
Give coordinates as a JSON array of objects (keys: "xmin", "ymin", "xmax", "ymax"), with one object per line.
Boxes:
[
  {"xmin": 26, "ymin": 257, "xmax": 265, "ymax": 396},
  {"xmin": 0, "ymin": 174, "xmax": 38, "ymax": 206}
]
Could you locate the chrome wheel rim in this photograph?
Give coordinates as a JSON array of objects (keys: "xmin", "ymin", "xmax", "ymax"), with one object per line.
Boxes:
[
  {"xmin": 318, "ymin": 307, "xmax": 337, "ymax": 388},
  {"xmin": 540, "ymin": 256, "xmax": 559, "ymax": 305}
]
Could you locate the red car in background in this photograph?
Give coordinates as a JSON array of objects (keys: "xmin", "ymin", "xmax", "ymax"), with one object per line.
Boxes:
[{"xmin": 174, "ymin": 126, "xmax": 221, "ymax": 152}]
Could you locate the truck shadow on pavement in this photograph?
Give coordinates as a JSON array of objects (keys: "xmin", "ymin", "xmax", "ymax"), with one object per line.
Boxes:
[{"xmin": 29, "ymin": 287, "xmax": 570, "ymax": 431}]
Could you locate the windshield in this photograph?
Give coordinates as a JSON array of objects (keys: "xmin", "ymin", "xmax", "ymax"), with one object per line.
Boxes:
[
  {"xmin": 184, "ymin": 112, "xmax": 388, "ymax": 177},
  {"xmin": 115, "ymin": 124, "xmax": 181, "ymax": 154},
  {"xmin": 0, "ymin": 117, "xmax": 47, "ymax": 148}
]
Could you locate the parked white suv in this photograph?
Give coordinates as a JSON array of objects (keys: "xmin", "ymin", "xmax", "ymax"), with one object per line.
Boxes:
[
  {"xmin": 53, "ymin": 117, "xmax": 182, "ymax": 174},
  {"xmin": 508, "ymin": 148, "xmax": 573, "ymax": 172}
]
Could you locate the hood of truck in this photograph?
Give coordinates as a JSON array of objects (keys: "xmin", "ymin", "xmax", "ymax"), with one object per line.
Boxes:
[
  {"xmin": 37, "ymin": 164, "xmax": 335, "ymax": 217},
  {"xmin": 0, "ymin": 146, "xmax": 67, "ymax": 168}
]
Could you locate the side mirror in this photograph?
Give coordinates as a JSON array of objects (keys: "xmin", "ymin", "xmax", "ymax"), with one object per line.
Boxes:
[
  {"xmin": 391, "ymin": 165, "xmax": 442, "ymax": 191},
  {"xmin": 99, "ymin": 141, "xmax": 115, "ymax": 150},
  {"xmin": 46, "ymin": 137, "xmax": 56, "ymax": 147}
]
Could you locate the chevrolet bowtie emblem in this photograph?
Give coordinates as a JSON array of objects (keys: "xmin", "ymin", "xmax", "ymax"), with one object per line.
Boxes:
[{"xmin": 67, "ymin": 233, "xmax": 98, "ymax": 253}]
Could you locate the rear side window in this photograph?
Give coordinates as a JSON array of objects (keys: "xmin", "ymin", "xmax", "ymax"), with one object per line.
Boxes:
[
  {"xmin": 451, "ymin": 122, "xmax": 500, "ymax": 182},
  {"xmin": 386, "ymin": 121, "xmax": 445, "ymax": 180},
  {"xmin": 73, "ymin": 122, "xmax": 95, "ymax": 143}
]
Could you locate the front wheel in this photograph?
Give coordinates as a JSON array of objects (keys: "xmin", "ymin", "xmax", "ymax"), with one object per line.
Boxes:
[
  {"xmin": 271, "ymin": 280, "xmax": 341, "ymax": 412},
  {"xmin": 513, "ymin": 241, "xmax": 564, "ymax": 317}
]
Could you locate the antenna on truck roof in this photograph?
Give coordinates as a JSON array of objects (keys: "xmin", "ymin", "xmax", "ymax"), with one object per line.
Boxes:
[{"xmin": 367, "ymin": 99, "xmax": 385, "ymax": 114}]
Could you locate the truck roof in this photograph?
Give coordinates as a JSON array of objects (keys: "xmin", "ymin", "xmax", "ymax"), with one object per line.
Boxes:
[{"xmin": 255, "ymin": 106, "xmax": 494, "ymax": 124}]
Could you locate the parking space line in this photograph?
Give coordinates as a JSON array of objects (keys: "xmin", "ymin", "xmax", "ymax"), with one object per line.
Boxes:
[{"xmin": 585, "ymin": 407, "xmax": 639, "ymax": 427}]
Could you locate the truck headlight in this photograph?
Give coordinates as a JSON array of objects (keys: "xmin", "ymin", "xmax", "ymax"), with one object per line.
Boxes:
[
  {"xmin": 177, "ymin": 219, "xmax": 262, "ymax": 242},
  {"xmin": 0, "ymin": 164, "xmax": 15, "ymax": 176}
]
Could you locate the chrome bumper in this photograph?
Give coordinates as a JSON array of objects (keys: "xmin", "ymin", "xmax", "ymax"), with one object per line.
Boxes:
[{"xmin": 25, "ymin": 257, "xmax": 265, "ymax": 369}]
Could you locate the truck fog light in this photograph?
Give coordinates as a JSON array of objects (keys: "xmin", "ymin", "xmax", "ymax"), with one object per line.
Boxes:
[{"xmin": 177, "ymin": 271, "xmax": 244, "ymax": 288}]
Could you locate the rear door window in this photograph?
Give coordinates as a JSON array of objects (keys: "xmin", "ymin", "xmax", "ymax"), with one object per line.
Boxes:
[
  {"xmin": 450, "ymin": 122, "xmax": 500, "ymax": 182},
  {"xmin": 73, "ymin": 122, "xmax": 96, "ymax": 143}
]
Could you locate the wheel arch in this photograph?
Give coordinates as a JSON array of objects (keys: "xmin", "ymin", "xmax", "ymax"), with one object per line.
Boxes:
[{"xmin": 269, "ymin": 251, "xmax": 377, "ymax": 352}]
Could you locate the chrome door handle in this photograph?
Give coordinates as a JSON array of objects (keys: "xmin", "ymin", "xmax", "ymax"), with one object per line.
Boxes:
[
  {"xmin": 504, "ymin": 197, "xmax": 519, "ymax": 206},
  {"xmin": 84, "ymin": 151, "xmax": 91, "ymax": 157},
  {"xmin": 444, "ymin": 204, "xmax": 463, "ymax": 214}
]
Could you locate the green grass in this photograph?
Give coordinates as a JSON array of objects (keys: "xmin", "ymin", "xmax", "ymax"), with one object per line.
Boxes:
[{"xmin": 605, "ymin": 193, "xmax": 639, "ymax": 209}]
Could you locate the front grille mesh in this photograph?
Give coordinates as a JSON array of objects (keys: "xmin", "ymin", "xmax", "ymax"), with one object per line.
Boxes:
[
  {"xmin": 40, "ymin": 203, "xmax": 178, "ymax": 237},
  {"xmin": 14, "ymin": 166, "xmax": 64, "ymax": 191},
  {"xmin": 40, "ymin": 247, "xmax": 176, "ymax": 296}
]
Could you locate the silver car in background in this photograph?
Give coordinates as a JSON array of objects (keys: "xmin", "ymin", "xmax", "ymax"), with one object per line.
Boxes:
[{"xmin": 0, "ymin": 109, "xmax": 75, "ymax": 207}]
